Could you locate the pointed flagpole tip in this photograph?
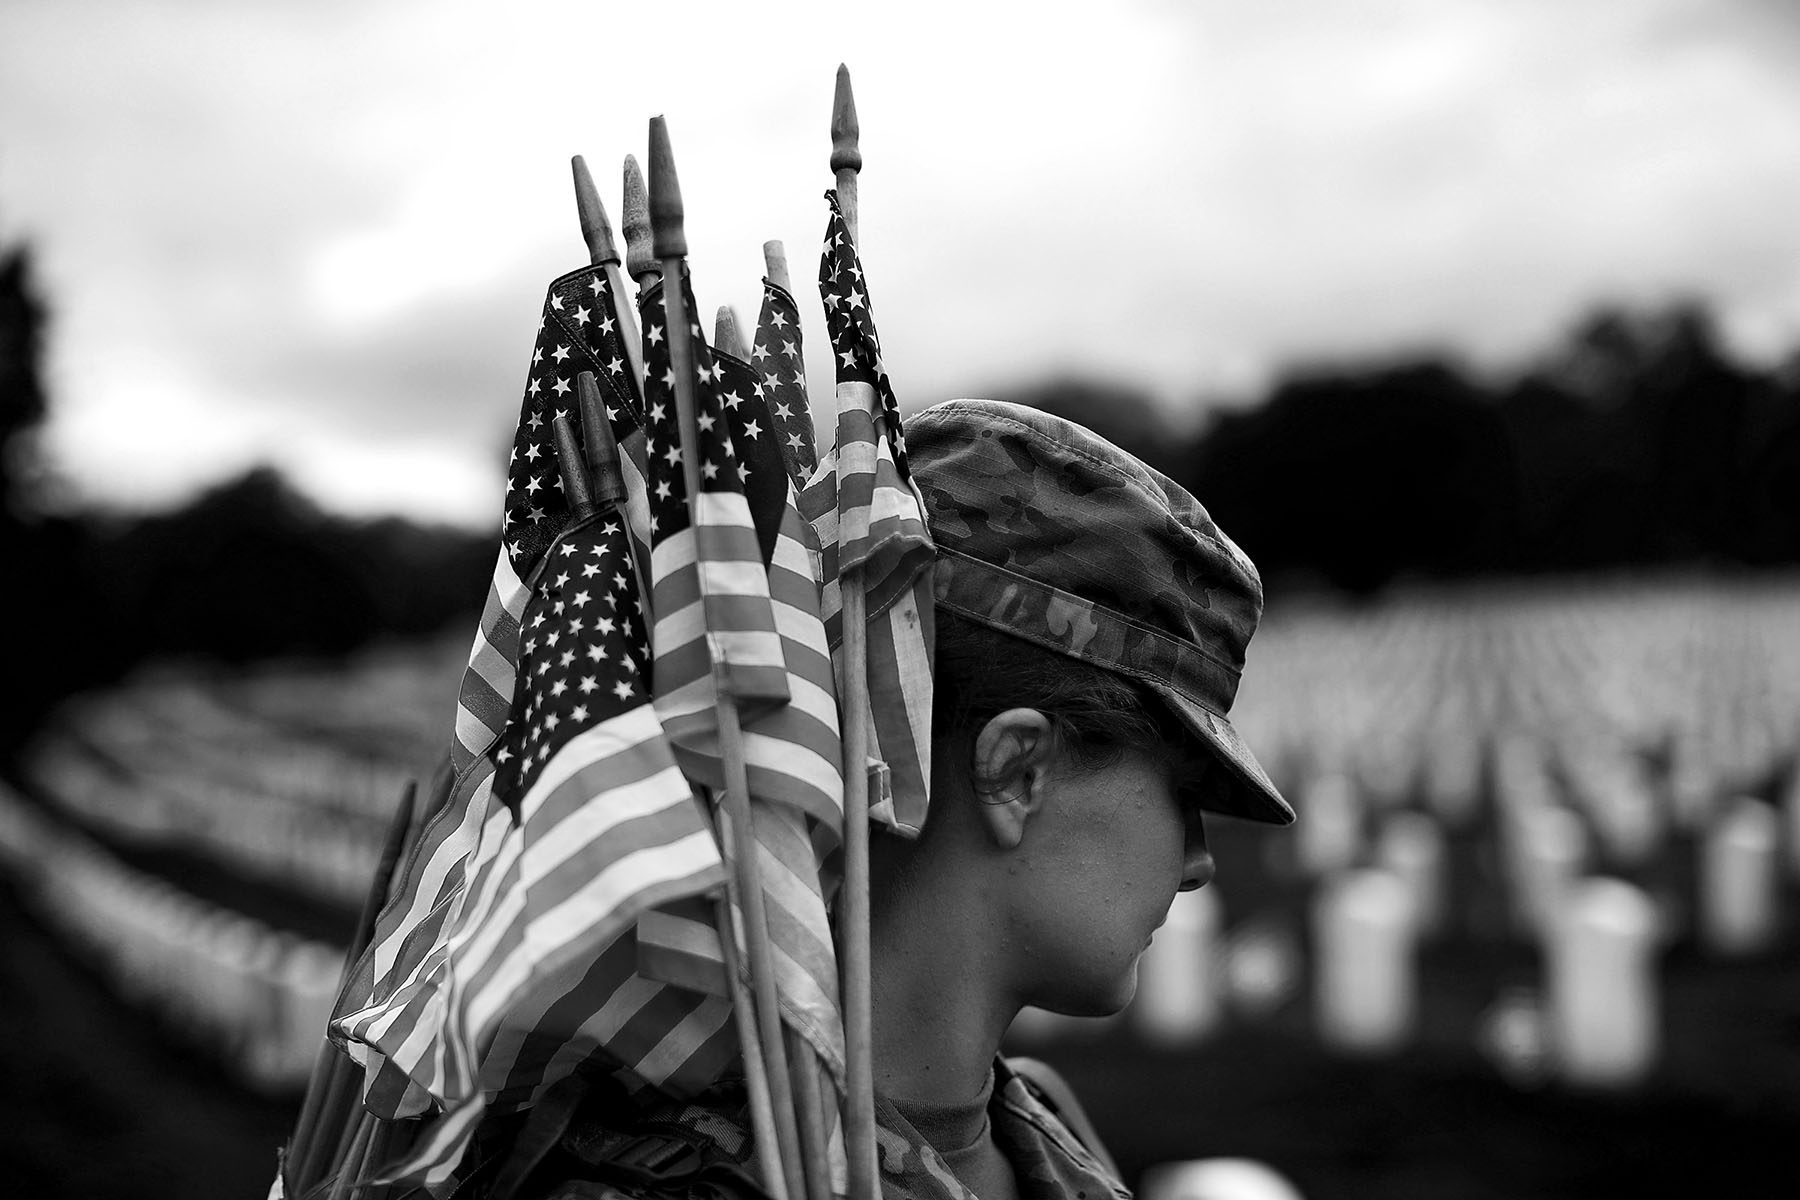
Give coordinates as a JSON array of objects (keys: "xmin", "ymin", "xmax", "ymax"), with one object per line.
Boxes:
[
  {"xmin": 571, "ymin": 155, "xmax": 620, "ymax": 266},
  {"xmin": 646, "ymin": 116, "xmax": 687, "ymax": 260},
  {"xmin": 714, "ymin": 305, "xmax": 746, "ymax": 359},
  {"xmin": 551, "ymin": 412, "xmax": 596, "ymax": 519},
  {"xmin": 830, "ymin": 65, "xmax": 861, "ymax": 175},
  {"xmin": 762, "ymin": 240, "xmax": 791, "ymax": 294},
  {"xmin": 575, "ymin": 372, "xmax": 626, "ymax": 506},
  {"xmin": 622, "ymin": 153, "xmax": 659, "ymax": 285}
]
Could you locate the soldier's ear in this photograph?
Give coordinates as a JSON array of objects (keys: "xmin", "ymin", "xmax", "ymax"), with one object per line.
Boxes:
[{"xmin": 970, "ymin": 708, "xmax": 1055, "ymax": 850}]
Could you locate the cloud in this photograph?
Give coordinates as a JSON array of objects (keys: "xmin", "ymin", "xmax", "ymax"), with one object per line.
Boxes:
[{"xmin": 4, "ymin": 0, "xmax": 1800, "ymax": 523}]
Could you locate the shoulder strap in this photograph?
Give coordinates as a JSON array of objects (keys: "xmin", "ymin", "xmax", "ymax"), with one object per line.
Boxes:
[{"xmin": 1003, "ymin": 1057, "xmax": 1120, "ymax": 1179}]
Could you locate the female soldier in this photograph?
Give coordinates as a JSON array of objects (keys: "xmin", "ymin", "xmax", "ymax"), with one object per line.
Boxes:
[{"xmin": 488, "ymin": 399, "xmax": 1293, "ymax": 1200}]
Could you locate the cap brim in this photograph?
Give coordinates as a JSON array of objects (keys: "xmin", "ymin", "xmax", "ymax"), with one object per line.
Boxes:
[{"xmin": 1144, "ymin": 682, "xmax": 1294, "ymax": 826}]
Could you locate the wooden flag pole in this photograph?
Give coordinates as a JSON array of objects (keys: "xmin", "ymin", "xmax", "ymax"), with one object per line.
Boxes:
[
  {"xmin": 830, "ymin": 63, "xmax": 880, "ymax": 1200},
  {"xmin": 552, "ymin": 413, "xmax": 597, "ymax": 522},
  {"xmin": 788, "ymin": 1028, "xmax": 836, "ymax": 1200},
  {"xmin": 577, "ymin": 372, "xmax": 627, "ymax": 511},
  {"xmin": 648, "ymin": 115, "xmax": 808, "ymax": 1200},
  {"xmin": 288, "ymin": 782, "xmax": 418, "ymax": 1193},
  {"xmin": 714, "ymin": 305, "xmax": 748, "ymax": 360},
  {"xmin": 728, "ymin": 259, "xmax": 828, "ymax": 1200},
  {"xmin": 326, "ymin": 1115, "xmax": 377, "ymax": 1200},
  {"xmin": 622, "ymin": 154, "xmax": 662, "ymax": 295},
  {"xmin": 830, "ymin": 65, "xmax": 862, "ymax": 252},
  {"xmin": 762, "ymin": 241, "xmax": 792, "ymax": 295},
  {"xmin": 729, "ymin": 275, "xmax": 835, "ymax": 1200},
  {"xmin": 711, "ymin": 688, "xmax": 807, "ymax": 1200},
  {"xmin": 578, "ymin": 371, "xmax": 655, "ymax": 627},
  {"xmin": 571, "ymin": 155, "xmax": 646, "ymax": 404},
  {"xmin": 714, "ymin": 888, "xmax": 789, "ymax": 1200}
]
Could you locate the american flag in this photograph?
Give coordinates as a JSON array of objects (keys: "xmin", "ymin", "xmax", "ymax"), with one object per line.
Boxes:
[
  {"xmin": 799, "ymin": 191, "xmax": 937, "ymax": 835},
  {"xmin": 642, "ymin": 272, "xmax": 844, "ymax": 829},
  {"xmin": 637, "ymin": 270, "xmax": 848, "ymax": 1087},
  {"xmin": 327, "ymin": 264, "xmax": 693, "ymax": 1189},
  {"xmin": 636, "ymin": 341, "xmax": 847, "ymax": 1080},
  {"xmin": 753, "ymin": 275, "xmax": 819, "ymax": 487},
  {"xmin": 451, "ymin": 265, "xmax": 647, "ymax": 776},
  {"xmin": 336, "ymin": 509, "xmax": 727, "ymax": 1189},
  {"xmin": 335, "ymin": 263, "xmax": 647, "ymax": 1124}
]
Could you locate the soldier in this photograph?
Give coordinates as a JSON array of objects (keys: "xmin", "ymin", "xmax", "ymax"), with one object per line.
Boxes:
[{"xmin": 474, "ymin": 398, "xmax": 1292, "ymax": 1200}]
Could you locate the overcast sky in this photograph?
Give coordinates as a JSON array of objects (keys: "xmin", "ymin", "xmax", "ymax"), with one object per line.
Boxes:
[{"xmin": 4, "ymin": 0, "xmax": 1800, "ymax": 527}]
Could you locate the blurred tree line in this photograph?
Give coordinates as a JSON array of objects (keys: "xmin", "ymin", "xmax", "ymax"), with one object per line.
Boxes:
[
  {"xmin": 3, "ymin": 219, "xmax": 1798, "ymax": 757},
  {"xmin": 1011, "ymin": 304, "xmax": 1800, "ymax": 595},
  {"xmin": 0, "ymin": 232, "xmax": 490, "ymax": 761}
]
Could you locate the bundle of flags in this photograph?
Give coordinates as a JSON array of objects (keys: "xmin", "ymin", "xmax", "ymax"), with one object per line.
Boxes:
[
  {"xmin": 321, "ymin": 126, "xmax": 936, "ymax": 1199},
  {"xmin": 635, "ymin": 267, "xmax": 847, "ymax": 1090}
]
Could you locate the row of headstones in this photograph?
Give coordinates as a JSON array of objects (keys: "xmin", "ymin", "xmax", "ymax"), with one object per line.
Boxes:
[
  {"xmin": 207, "ymin": 638, "xmax": 463, "ymax": 740},
  {"xmin": 0, "ymin": 781, "xmax": 345, "ymax": 1094},
  {"xmin": 1270, "ymin": 705, "xmax": 1794, "ymax": 848},
  {"xmin": 1299, "ymin": 752, "xmax": 1800, "ymax": 952},
  {"xmin": 1013, "ymin": 786, "xmax": 1794, "ymax": 1089},
  {"xmin": 59, "ymin": 685, "xmax": 424, "ymax": 821},
  {"xmin": 27, "ymin": 734, "xmax": 388, "ymax": 909},
  {"xmin": 1235, "ymin": 586, "xmax": 1800, "ymax": 826}
]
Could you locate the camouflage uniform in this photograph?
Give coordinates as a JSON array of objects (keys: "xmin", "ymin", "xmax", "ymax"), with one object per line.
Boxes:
[
  {"xmin": 489, "ymin": 1058, "xmax": 1125, "ymax": 1200},
  {"xmin": 871, "ymin": 1060, "xmax": 1128, "ymax": 1200}
]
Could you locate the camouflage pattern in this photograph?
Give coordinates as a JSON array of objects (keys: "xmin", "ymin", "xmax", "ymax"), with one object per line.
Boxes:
[
  {"xmin": 872, "ymin": 1059, "xmax": 1131, "ymax": 1200},
  {"xmin": 507, "ymin": 1059, "xmax": 1125, "ymax": 1200},
  {"xmin": 907, "ymin": 400, "xmax": 1293, "ymax": 826}
]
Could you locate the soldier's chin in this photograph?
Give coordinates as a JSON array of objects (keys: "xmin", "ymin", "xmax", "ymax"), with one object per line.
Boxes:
[{"xmin": 1042, "ymin": 964, "xmax": 1139, "ymax": 1020}]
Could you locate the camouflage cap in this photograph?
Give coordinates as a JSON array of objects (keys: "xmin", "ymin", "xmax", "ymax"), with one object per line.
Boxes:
[{"xmin": 906, "ymin": 399, "xmax": 1293, "ymax": 825}]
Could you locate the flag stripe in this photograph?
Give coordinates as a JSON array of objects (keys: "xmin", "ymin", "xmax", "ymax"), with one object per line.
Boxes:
[
  {"xmin": 863, "ymin": 580, "xmax": 934, "ymax": 833},
  {"xmin": 452, "ymin": 556, "xmax": 529, "ymax": 771},
  {"xmin": 636, "ymin": 899, "xmax": 731, "ymax": 996},
  {"xmin": 373, "ymin": 1094, "xmax": 486, "ymax": 1189}
]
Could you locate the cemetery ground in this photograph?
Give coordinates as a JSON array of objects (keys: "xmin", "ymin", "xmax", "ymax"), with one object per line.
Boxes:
[
  {"xmin": 3, "ymin": 577, "xmax": 1799, "ymax": 1200},
  {"xmin": 0, "ymin": 874, "xmax": 295, "ymax": 1199},
  {"xmin": 5, "ymin": 814, "xmax": 1797, "ymax": 1200}
]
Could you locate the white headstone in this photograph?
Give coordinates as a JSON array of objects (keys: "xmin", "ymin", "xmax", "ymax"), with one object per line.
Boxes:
[
  {"xmin": 1592, "ymin": 765, "xmax": 1663, "ymax": 868},
  {"xmin": 1133, "ymin": 887, "xmax": 1224, "ymax": 1046},
  {"xmin": 1358, "ymin": 735, "xmax": 1416, "ymax": 812},
  {"xmin": 1313, "ymin": 869, "xmax": 1416, "ymax": 1054},
  {"xmin": 1475, "ymin": 985, "xmax": 1549, "ymax": 1089},
  {"xmin": 1297, "ymin": 772, "xmax": 1361, "ymax": 878},
  {"xmin": 1375, "ymin": 812, "xmax": 1446, "ymax": 937},
  {"xmin": 1547, "ymin": 876, "xmax": 1659, "ymax": 1088},
  {"xmin": 1699, "ymin": 796, "xmax": 1780, "ymax": 958},
  {"xmin": 1222, "ymin": 922, "xmax": 1303, "ymax": 1020},
  {"xmin": 1139, "ymin": 1158, "xmax": 1307, "ymax": 1200},
  {"xmin": 1421, "ymin": 732, "xmax": 1482, "ymax": 830},
  {"xmin": 1667, "ymin": 734, "xmax": 1715, "ymax": 832},
  {"xmin": 1513, "ymin": 805, "xmax": 1587, "ymax": 940}
]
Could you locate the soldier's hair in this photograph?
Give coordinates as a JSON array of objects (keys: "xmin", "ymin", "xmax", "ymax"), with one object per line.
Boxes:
[{"xmin": 931, "ymin": 609, "xmax": 1203, "ymax": 782}]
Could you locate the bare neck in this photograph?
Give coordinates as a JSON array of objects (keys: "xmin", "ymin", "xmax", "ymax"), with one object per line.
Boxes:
[{"xmin": 867, "ymin": 835, "xmax": 1020, "ymax": 1107}]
